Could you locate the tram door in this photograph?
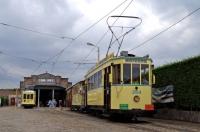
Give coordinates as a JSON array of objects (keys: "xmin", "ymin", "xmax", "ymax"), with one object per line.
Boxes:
[
  {"xmin": 104, "ymin": 66, "xmax": 111, "ymax": 110},
  {"xmin": 83, "ymin": 85, "xmax": 87, "ymax": 107}
]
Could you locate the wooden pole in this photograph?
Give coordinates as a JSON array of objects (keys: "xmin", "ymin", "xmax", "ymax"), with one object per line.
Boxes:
[
  {"xmin": 15, "ymin": 89, "xmax": 17, "ymax": 110},
  {"xmin": 16, "ymin": 89, "xmax": 18, "ymax": 107}
]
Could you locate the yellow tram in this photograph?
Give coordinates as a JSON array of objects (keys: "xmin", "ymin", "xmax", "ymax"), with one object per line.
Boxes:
[
  {"xmin": 67, "ymin": 51, "xmax": 155, "ymax": 120},
  {"xmin": 66, "ymin": 81, "xmax": 86, "ymax": 111},
  {"xmin": 67, "ymin": 15, "xmax": 155, "ymax": 120},
  {"xmin": 85, "ymin": 52, "xmax": 155, "ymax": 119},
  {"xmin": 21, "ymin": 90, "xmax": 36, "ymax": 108}
]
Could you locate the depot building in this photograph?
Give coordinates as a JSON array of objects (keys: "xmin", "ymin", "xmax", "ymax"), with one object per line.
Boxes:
[{"xmin": 20, "ymin": 72, "xmax": 72, "ymax": 107}]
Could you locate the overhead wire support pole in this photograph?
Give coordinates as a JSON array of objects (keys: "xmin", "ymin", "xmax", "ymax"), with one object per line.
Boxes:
[
  {"xmin": 15, "ymin": 89, "xmax": 18, "ymax": 110},
  {"xmin": 106, "ymin": 15, "xmax": 142, "ymax": 57},
  {"xmin": 87, "ymin": 43, "xmax": 100, "ymax": 63}
]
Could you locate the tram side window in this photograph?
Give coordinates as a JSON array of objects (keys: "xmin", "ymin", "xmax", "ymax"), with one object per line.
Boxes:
[
  {"xmin": 94, "ymin": 73, "xmax": 96, "ymax": 89},
  {"xmin": 91, "ymin": 75, "xmax": 94, "ymax": 89},
  {"xmin": 98, "ymin": 71, "xmax": 102, "ymax": 87},
  {"xmin": 75, "ymin": 86, "xmax": 79, "ymax": 94},
  {"xmin": 73, "ymin": 86, "xmax": 78, "ymax": 95},
  {"xmin": 94, "ymin": 73, "xmax": 98, "ymax": 89},
  {"xmin": 23, "ymin": 94, "xmax": 26, "ymax": 99},
  {"xmin": 72, "ymin": 87, "xmax": 75, "ymax": 95},
  {"xmin": 113, "ymin": 64, "xmax": 121, "ymax": 84},
  {"xmin": 123, "ymin": 64, "xmax": 131, "ymax": 84},
  {"xmin": 132, "ymin": 64, "xmax": 140, "ymax": 84},
  {"xmin": 31, "ymin": 94, "xmax": 33, "ymax": 99},
  {"xmin": 141, "ymin": 64, "xmax": 149, "ymax": 85},
  {"xmin": 88, "ymin": 78, "xmax": 91, "ymax": 91}
]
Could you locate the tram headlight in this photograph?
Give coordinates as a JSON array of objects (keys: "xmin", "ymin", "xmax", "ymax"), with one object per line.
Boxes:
[{"xmin": 133, "ymin": 95, "xmax": 140, "ymax": 102}]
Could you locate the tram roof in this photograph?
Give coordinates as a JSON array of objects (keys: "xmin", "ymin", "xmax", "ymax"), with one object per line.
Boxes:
[
  {"xmin": 85, "ymin": 54, "xmax": 152, "ymax": 76},
  {"xmin": 65, "ymin": 80, "xmax": 84, "ymax": 91},
  {"xmin": 24, "ymin": 90, "xmax": 35, "ymax": 92}
]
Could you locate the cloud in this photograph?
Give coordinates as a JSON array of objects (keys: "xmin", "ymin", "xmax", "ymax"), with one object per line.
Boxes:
[{"xmin": 0, "ymin": 0, "xmax": 200, "ymax": 88}]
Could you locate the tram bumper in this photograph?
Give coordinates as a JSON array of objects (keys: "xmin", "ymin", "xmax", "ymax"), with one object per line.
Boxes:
[{"xmin": 110, "ymin": 109, "xmax": 156, "ymax": 116}]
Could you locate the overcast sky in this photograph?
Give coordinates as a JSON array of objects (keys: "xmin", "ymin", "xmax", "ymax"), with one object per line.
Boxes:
[{"xmin": 0, "ymin": 0, "xmax": 199, "ymax": 88}]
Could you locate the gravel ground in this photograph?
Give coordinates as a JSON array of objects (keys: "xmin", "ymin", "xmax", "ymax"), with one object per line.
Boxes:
[{"xmin": 0, "ymin": 106, "xmax": 200, "ymax": 132}]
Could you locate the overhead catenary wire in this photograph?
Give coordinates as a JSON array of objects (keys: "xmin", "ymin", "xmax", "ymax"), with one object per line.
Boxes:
[
  {"xmin": 50, "ymin": 39, "xmax": 74, "ymax": 74},
  {"xmin": 105, "ymin": 0, "xmax": 134, "ymax": 57},
  {"xmin": 0, "ymin": 53, "xmax": 53, "ymax": 65},
  {"xmin": 68, "ymin": 0, "xmax": 133, "ymax": 80},
  {"xmin": 128, "ymin": 7, "xmax": 200, "ymax": 52},
  {"xmin": 106, "ymin": 15, "xmax": 142, "ymax": 57},
  {"xmin": 0, "ymin": 65, "xmax": 20, "ymax": 87},
  {"xmin": 0, "ymin": 0, "xmax": 128, "ymax": 87},
  {"xmin": 34, "ymin": 0, "xmax": 128, "ymax": 76},
  {"xmin": 0, "ymin": 52, "xmax": 96, "ymax": 64},
  {"xmin": 0, "ymin": 23, "xmax": 74, "ymax": 40}
]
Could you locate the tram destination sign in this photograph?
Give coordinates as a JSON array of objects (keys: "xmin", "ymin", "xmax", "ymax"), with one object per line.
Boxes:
[{"xmin": 125, "ymin": 59, "xmax": 147, "ymax": 63}]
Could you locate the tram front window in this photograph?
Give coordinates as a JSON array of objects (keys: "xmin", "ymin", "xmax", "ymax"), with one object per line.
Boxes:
[
  {"xmin": 112, "ymin": 64, "xmax": 121, "ymax": 84},
  {"xmin": 123, "ymin": 64, "xmax": 131, "ymax": 84},
  {"xmin": 23, "ymin": 94, "xmax": 26, "ymax": 99},
  {"xmin": 141, "ymin": 64, "xmax": 149, "ymax": 85},
  {"xmin": 132, "ymin": 64, "xmax": 140, "ymax": 84},
  {"xmin": 27, "ymin": 94, "xmax": 30, "ymax": 99}
]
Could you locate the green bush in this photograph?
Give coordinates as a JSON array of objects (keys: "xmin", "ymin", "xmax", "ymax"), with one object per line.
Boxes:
[{"xmin": 153, "ymin": 55, "xmax": 200, "ymax": 110}]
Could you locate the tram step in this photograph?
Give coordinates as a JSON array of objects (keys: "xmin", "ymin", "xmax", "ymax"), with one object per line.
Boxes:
[{"xmin": 102, "ymin": 114, "xmax": 110, "ymax": 117}]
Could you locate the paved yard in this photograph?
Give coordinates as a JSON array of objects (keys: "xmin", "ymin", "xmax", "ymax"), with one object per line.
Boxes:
[{"xmin": 0, "ymin": 106, "xmax": 199, "ymax": 132}]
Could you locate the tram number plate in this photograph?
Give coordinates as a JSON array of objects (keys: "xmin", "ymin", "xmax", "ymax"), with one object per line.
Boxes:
[
  {"xmin": 132, "ymin": 90, "xmax": 141, "ymax": 94},
  {"xmin": 120, "ymin": 104, "xmax": 128, "ymax": 110}
]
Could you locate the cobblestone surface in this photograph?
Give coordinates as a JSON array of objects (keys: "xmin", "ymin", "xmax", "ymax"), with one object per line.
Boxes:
[{"xmin": 0, "ymin": 106, "xmax": 200, "ymax": 132}]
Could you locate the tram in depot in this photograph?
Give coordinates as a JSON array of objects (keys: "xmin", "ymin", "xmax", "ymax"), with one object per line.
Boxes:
[
  {"xmin": 67, "ymin": 51, "xmax": 155, "ymax": 120},
  {"xmin": 21, "ymin": 90, "xmax": 36, "ymax": 108}
]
